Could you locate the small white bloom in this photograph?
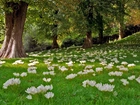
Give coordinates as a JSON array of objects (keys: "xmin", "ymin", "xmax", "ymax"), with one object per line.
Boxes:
[
  {"xmin": 120, "ymin": 79, "xmax": 129, "ymax": 85},
  {"xmin": 109, "ymin": 79, "xmax": 115, "ymax": 83},
  {"xmin": 13, "ymin": 73, "xmax": 20, "ymax": 77},
  {"xmin": 25, "ymin": 86, "xmax": 38, "ymax": 95},
  {"xmin": 43, "ymin": 78, "xmax": 51, "ymax": 82},
  {"xmin": 20, "ymin": 72, "xmax": 27, "ymax": 77},
  {"xmin": 95, "ymin": 67, "xmax": 103, "ymax": 72},
  {"xmin": 128, "ymin": 64, "xmax": 135, "ymax": 67},
  {"xmin": 59, "ymin": 66, "xmax": 68, "ymax": 72},
  {"xmin": 128, "ymin": 75, "xmax": 135, "ymax": 80},
  {"xmin": 121, "ymin": 61, "xmax": 128, "ymax": 65},
  {"xmin": 44, "ymin": 92, "xmax": 54, "ymax": 99},
  {"xmin": 66, "ymin": 74, "xmax": 77, "ymax": 79},
  {"xmin": 136, "ymin": 76, "xmax": 140, "ymax": 83},
  {"xmin": 45, "ymin": 85, "xmax": 53, "ymax": 90},
  {"xmin": 80, "ymin": 60, "xmax": 86, "ymax": 64},
  {"xmin": 26, "ymin": 95, "xmax": 32, "ymax": 100}
]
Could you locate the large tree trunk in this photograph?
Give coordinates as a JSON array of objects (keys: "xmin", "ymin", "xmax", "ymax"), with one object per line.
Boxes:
[
  {"xmin": 52, "ymin": 35, "xmax": 59, "ymax": 49},
  {"xmin": 0, "ymin": 1, "xmax": 28, "ymax": 58},
  {"xmin": 82, "ymin": 31, "xmax": 92, "ymax": 48}
]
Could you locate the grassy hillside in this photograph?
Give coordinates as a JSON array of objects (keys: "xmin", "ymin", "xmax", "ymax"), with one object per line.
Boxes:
[{"xmin": 114, "ymin": 32, "xmax": 140, "ymax": 45}]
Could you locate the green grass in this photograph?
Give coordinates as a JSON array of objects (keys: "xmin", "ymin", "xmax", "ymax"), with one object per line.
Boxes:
[{"xmin": 0, "ymin": 33, "xmax": 140, "ymax": 105}]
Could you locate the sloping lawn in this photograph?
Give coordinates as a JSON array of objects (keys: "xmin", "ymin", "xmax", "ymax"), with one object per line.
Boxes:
[{"xmin": 0, "ymin": 33, "xmax": 140, "ymax": 105}]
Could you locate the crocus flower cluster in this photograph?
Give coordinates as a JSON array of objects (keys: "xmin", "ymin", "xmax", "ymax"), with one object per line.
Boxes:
[
  {"xmin": 12, "ymin": 60, "xmax": 24, "ymax": 65},
  {"xmin": 82, "ymin": 80, "xmax": 115, "ymax": 92},
  {"xmin": 3, "ymin": 78, "xmax": 21, "ymax": 89},
  {"xmin": 25, "ymin": 84, "xmax": 54, "ymax": 99}
]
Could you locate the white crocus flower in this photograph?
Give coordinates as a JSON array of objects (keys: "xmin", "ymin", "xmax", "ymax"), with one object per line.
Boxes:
[
  {"xmin": 43, "ymin": 78, "xmax": 51, "ymax": 82},
  {"xmin": 66, "ymin": 74, "xmax": 77, "ymax": 79},
  {"xmin": 108, "ymin": 71, "xmax": 123, "ymax": 76},
  {"xmin": 136, "ymin": 76, "xmax": 140, "ymax": 83},
  {"xmin": 45, "ymin": 85, "xmax": 53, "ymax": 90},
  {"xmin": 95, "ymin": 67, "xmax": 103, "ymax": 72},
  {"xmin": 37, "ymin": 84, "xmax": 47, "ymax": 93},
  {"xmin": 59, "ymin": 66, "xmax": 68, "ymax": 72},
  {"xmin": 25, "ymin": 86, "xmax": 38, "ymax": 95},
  {"xmin": 80, "ymin": 60, "xmax": 86, "ymax": 64},
  {"xmin": 119, "ymin": 67, "xmax": 128, "ymax": 71},
  {"xmin": 121, "ymin": 61, "xmax": 128, "ymax": 65},
  {"xmin": 26, "ymin": 95, "xmax": 32, "ymax": 100},
  {"xmin": 128, "ymin": 64, "xmax": 135, "ymax": 67},
  {"xmin": 0, "ymin": 60, "xmax": 6, "ymax": 65},
  {"xmin": 20, "ymin": 72, "xmax": 27, "ymax": 77},
  {"xmin": 13, "ymin": 73, "xmax": 20, "ymax": 77},
  {"xmin": 109, "ymin": 79, "xmax": 115, "ymax": 83},
  {"xmin": 12, "ymin": 60, "xmax": 24, "ymax": 65},
  {"xmin": 120, "ymin": 79, "xmax": 129, "ymax": 85},
  {"xmin": 48, "ymin": 66, "xmax": 54, "ymax": 71},
  {"xmin": 44, "ymin": 92, "xmax": 54, "ymax": 99},
  {"xmin": 27, "ymin": 67, "xmax": 37, "ymax": 74},
  {"xmin": 66, "ymin": 61, "xmax": 73, "ymax": 67},
  {"xmin": 128, "ymin": 75, "xmax": 135, "ymax": 80}
]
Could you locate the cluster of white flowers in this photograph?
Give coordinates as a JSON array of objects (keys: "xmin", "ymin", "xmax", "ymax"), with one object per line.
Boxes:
[
  {"xmin": 82, "ymin": 80, "xmax": 96, "ymax": 87},
  {"xmin": 80, "ymin": 60, "xmax": 86, "ymax": 64},
  {"xmin": 77, "ymin": 69, "xmax": 94, "ymax": 75},
  {"xmin": 3, "ymin": 78, "xmax": 21, "ymax": 89},
  {"xmin": 12, "ymin": 60, "xmax": 24, "ymax": 65},
  {"xmin": 136, "ymin": 76, "xmax": 140, "ymax": 83},
  {"xmin": 13, "ymin": 72, "xmax": 27, "ymax": 77},
  {"xmin": 25, "ymin": 84, "xmax": 53, "ymax": 94},
  {"xmin": 120, "ymin": 79, "xmax": 129, "ymax": 85},
  {"xmin": 28, "ymin": 59, "xmax": 39, "ymax": 67},
  {"xmin": 95, "ymin": 67, "xmax": 103, "ymax": 72},
  {"xmin": 95, "ymin": 83, "xmax": 115, "ymax": 92},
  {"xmin": 48, "ymin": 66, "xmax": 54, "ymax": 71},
  {"xmin": 25, "ymin": 84, "xmax": 54, "ymax": 100},
  {"xmin": 43, "ymin": 71, "xmax": 56, "ymax": 76},
  {"xmin": 104, "ymin": 63, "xmax": 114, "ymax": 69},
  {"xmin": 108, "ymin": 71, "xmax": 123, "ymax": 76},
  {"xmin": 59, "ymin": 66, "xmax": 68, "ymax": 72},
  {"xmin": 127, "ymin": 63, "xmax": 136, "ymax": 67},
  {"xmin": 66, "ymin": 61, "xmax": 73, "ymax": 67},
  {"xmin": 66, "ymin": 73, "xmax": 77, "ymax": 79},
  {"xmin": 27, "ymin": 67, "xmax": 37, "ymax": 74},
  {"xmin": 82, "ymin": 80, "xmax": 115, "ymax": 92}
]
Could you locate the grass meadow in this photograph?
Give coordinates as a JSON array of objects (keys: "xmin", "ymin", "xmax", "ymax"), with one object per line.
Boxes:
[{"xmin": 0, "ymin": 33, "xmax": 140, "ymax": 105}]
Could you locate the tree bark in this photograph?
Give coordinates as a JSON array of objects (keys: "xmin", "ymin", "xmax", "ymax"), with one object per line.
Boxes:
[
  {"xmin": 52, "ymin": 35, "xmax": 59, "ymax": 49},
  {"xmin": 118, "ymin": 22, "xmax": 125, "ymax": 39},
  {"xmin": 82, "ymin": 31, "xmax": 92, "ymax": 48},
  {"xmin": 51, "ymin": 24, "xmax": 59, "ymax": 49},
  {"xmin": 0, "ymin": 1, "xmax": 28, "ymax": 58}
]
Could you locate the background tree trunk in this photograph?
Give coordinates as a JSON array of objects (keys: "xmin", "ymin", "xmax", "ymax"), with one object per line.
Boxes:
[
  {"xmin": 82, "ymin": 31, "xmax": 92, "ymax": 48},
  {"xmin": 0, "ymin": 1, "xmax": 28, "ymax": 58},
  {"xmin": 51, "ymin": 24, "xmax": 59, "ymax": 49},
  {"xmin": 52, "ymin": 35, "xmax": 59, "ymax": 49},
  {"xmin": 119, "ymin": 22, "xmax": 125, "ymax": 39}
]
